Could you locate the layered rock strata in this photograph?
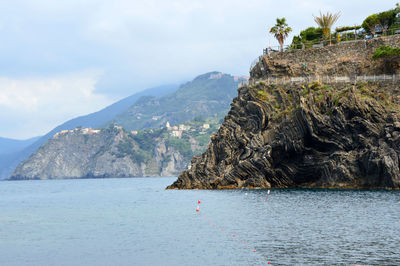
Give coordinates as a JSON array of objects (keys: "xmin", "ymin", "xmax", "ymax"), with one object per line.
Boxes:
[{"xmin": 168, "ymin": 82, "xmax": 400, "ymax": 189}]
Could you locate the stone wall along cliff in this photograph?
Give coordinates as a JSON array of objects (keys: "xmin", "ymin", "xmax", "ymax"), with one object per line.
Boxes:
[{"xmin": 251, "ymin": 35, "xmax": 400, "ymax": 79}]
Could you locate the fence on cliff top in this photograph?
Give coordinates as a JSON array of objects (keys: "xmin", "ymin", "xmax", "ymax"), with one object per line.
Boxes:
[
  {"xmin": 264, "ymin": 27, "xmax": 400, "ymax": 57},
  {"xmin": 238, "ymin": 74, "xmax": 400, "ymax": 88},
  {"xmin": 250, "ymin": 29, "xmax": 400, "ymax": 73}
]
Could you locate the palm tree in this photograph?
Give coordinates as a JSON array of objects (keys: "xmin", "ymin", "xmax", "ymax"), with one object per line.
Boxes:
[
  {"xmin": 313, "ymin": 11, "xmax": 341, "ymax": 44},
  {"xmin": 269, "ymin": 18, "xmax": 292, "ymax": 52}
]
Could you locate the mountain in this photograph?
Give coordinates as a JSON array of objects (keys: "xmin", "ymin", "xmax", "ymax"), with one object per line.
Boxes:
[
  {"xmin": 110, "ymin": 72, "xmax": 247, "ymax": 130},
  {"xmin": 10, "ymin": 119, "xmax": 221, "ymax": 180},
  {"xmin": 8, "ymin": 72, "xmax": 248, "ymax": 180},
  {"xmin": 0, "ymin": 84, "xmax": 178, "ymax": 180},
  {"xmin": 0, "ymin": 136, "xmax": 41, "ymax": 155}
]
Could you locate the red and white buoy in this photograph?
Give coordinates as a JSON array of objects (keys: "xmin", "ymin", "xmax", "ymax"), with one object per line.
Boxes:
[{"xmin": 196, "ymin": 200, "xmax": 201, "ymax": 212}]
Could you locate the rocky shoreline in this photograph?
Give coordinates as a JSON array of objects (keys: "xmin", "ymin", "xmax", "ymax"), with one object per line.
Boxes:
[
  {"xmin": 168, "ymin": 81, "xmax": 400, "ymax": 190},
  {"xmin": 10, "ymin": 126, "xmax": 188, "ymax": 180}
]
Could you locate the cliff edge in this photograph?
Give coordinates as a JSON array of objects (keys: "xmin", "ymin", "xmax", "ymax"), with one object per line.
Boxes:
[
  {"xmin": 168, "ymin": 82, "xmax": 400, "ymax": 189},
  {"xmin": 10, "ymin": 126, "xmax": 187, "ymax": 180},
  {"xmin": 168, "ymin": 36, "xmax": 400, "ymax": 189}
]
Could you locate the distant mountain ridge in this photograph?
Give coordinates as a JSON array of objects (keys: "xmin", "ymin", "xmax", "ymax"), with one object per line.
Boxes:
[
  {"xmin": 10, "ymin": 119, "xmax": 221, "ymax": 180},
  {"xmin": 0, "ymin": 136, "xmax": 41, "ymax": 155},
  {"xmin": 0, "ymin": 84, "xmax": 178, "ymax": 180},
  {"xmin": 3, "ymin": 72, "xmax": 248, "ymax": 180},
  {"xmin": 111, "ymin": 72, "xmax": 247, "ymax": 130}
]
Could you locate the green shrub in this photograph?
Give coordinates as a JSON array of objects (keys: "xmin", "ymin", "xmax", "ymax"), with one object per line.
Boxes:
[
  {"xmin": 116, "ymin": 139, "xmax": 134, "ymax": 157},
  {"xmin": 308, "ymin": 81, "xmax": 323, "ymax": 91},
  {"xmin": 166, "ymin": 138, "xmax": 193, "ymax": 158},
  {"xmin": 256, "ymin": 90, "xmax": 269, "ymax": 101},
  {"xmin": 373, "ymin": 46, "xmax": 400, "ymax": 59},
  {"xmin": 291, "ymin": 27, "xmax": 323, "ymax": 46},
  {"xmin": 335, "ymin": 25, "xmax": 361, "ymax": 32}
]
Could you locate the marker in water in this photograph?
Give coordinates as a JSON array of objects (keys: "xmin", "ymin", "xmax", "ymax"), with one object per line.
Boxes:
[{"xmin": 196, "ymin": 205, "xmax": 199, "ymax": 212}]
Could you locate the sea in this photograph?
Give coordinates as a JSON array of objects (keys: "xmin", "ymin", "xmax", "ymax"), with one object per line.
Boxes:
[{"xmin": 0, "ymin": 177, "xmax": 399, "ymax": 266}]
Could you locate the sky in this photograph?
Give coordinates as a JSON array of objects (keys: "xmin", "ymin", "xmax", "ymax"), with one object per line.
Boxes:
[{"xmin": 0, "ymin": 0, "xmax": 397, "ymax": 139}]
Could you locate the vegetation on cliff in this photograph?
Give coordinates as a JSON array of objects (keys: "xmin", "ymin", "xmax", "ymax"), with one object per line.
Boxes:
[
  {"xmin": 313, "ymin": 11, "xmax": 341, "ymax": 42},
  {"xmin": 291, "ymin": 4, "xmax": 400, "ymax": 48},
  {"xmin": 10, "ymin": 116, "xmax": 222, "ymax": 180},
  {"xmin": 109, "ymin": 72, "xmax": 244, "ymax": 131},
  {"xmin": 7, "ymin": 72, "xmax": 242, "ymax": 180},
  {"xmin": 168, "ymin": 80, "xmax": 400, "ymax": 190},
  {"xmin": 373, "ymin": 45, "xmax": 400, "ymax": 59},
  {"xmin": 269, "ymin": 18, "xmax": 292, "ymax": 51}
]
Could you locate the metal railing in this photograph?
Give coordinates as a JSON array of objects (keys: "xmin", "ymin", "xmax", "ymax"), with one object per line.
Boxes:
[
  {"xmin": 249, "ymin": 28, "xmax": 400, "ymax": 74},
  {"xmin": 249, "ymin": 56, "xmax": 263, "ymax": 73},
  {"xmin": 249, "ymin": 27, "xmax": 400, "ymax": 74},
  {"xmin": 238, "ymin": 74, "xmax": 400, "ymax": 88}
]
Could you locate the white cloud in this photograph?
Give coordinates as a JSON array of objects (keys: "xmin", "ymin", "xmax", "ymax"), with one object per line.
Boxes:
[{"xmin": 0, "ymin": 70, "xmax": 115, "ymax": 139}]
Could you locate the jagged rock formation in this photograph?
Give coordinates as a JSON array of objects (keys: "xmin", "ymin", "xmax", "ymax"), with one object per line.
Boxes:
[
  {"xmin": 169, "ymin": 36, "xmax": 400, "ymax": 190},
  {"xmin": 168, "ymin": 82, "xmax": 400, "ymax": 189},
  {"xmin": 10, "ymin": 126, "xmax": 189, "ymax": 180}
]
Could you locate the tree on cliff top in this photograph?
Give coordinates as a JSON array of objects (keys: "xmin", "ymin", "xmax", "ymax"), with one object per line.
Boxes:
[
  {"xmin": 377, "ymin": 10, "xmax": 396, "ymax": 34},
  {"xmin": 269, "ymin": 18, "xmax": 292, "ymax": 52},
  {"xmin": 291, "ymin": 27, "xmax": 323, "ymax": 47},
  {"xmin": 313, "ymin": 11, "xmax": 341, "ymax": 43},
  {"xmin": 362, "ymin": 14, "xmax": 379, "ymax": 35}
]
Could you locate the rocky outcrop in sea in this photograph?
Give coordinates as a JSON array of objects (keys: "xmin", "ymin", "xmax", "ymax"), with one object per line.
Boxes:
[
  {"xmin": 168, "ymin": 82, "xmax": 400, "ymax": 189},
  {"xmin": 168, "ymin": 36, "xmax": 400, "ymax": 190}
]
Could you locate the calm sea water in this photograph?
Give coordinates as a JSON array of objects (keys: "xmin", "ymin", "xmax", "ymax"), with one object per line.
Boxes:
[{"xmin": 0, "ymin": 177, "xmax": 399, "ymax": 266}]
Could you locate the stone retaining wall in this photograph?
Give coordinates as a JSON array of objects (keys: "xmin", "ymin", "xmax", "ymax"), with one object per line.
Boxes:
[{"xmin": 250, "ymin": 35, "xmax": 400, "ymax": 80}]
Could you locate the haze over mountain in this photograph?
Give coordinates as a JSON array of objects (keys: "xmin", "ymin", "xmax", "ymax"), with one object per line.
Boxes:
[
  {"xmin": 0, "ymin": 84, "xmax": 178, "ymax": 180},
  {"xmin": 0, "ymin": 136, "xmax": 41, "ymax": 155},
  {"xmin": 8, "ymin": 72, "xmax": 248, "ymax": 180},
  {"xmin": 111, "ymin": 72, "xmax": 246, "ymax": 130}
]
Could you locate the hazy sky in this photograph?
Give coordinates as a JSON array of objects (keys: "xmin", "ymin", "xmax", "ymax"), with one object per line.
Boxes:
[{"xmin": 0, "ymin": 0, "xmax": 396, "ymax": 139}]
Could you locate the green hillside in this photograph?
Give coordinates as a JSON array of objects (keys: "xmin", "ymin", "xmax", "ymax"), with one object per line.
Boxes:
[
  {"xmin": 110, "ymin": 72, "xmax": 246, "ymax": 130},
  {"xmin": 0, "ymin": 84, "xmax": 178, "ymax": 180}
]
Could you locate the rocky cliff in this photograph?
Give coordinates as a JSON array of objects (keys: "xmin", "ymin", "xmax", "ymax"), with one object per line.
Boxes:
[
  {"xmin": 168, "ymin": 80, "xmax": 400, "ymax": 189},
  {"xmin": 10, "ymin": 126, "xmax": 191, "ymax": 180},
  {"xmin": 169, "ymin": 36, "xmax": 400, "ymax": 190}
]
